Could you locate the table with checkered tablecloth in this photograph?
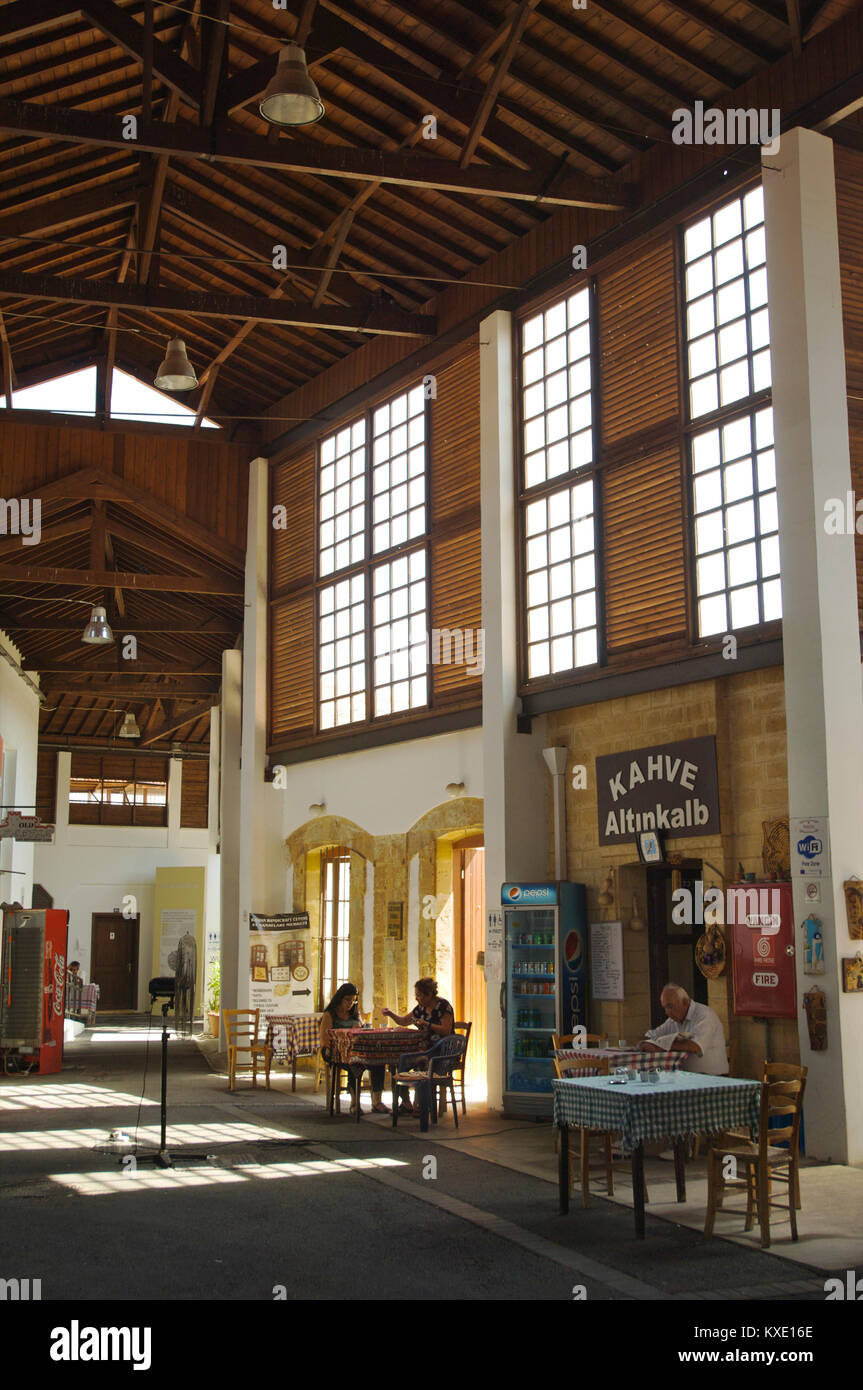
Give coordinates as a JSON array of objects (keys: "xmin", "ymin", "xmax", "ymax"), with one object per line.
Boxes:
[
  {"xmin": 330, "ymin": 1027, "xmax": 418, "ymax": 1066},
  {"xmin": 556, "ymin": 1047, "xmax": 688, "ymax": 1075},
  {"xmin": 265, "ymin": 1013, "xmax": 321, "ymax": 1090},
  {"xmin": 553, "ymin": 1072, "xmax": 761, "ymax": 1239}
]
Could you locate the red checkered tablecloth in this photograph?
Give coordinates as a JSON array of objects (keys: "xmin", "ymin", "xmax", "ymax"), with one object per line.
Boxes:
[
  {"xmin": 331, "ymin": 1027, "xmax": 420, "ymax": 1066},
  {"xmin": 556, "ymin": 1047, "xmax": 688, "ymax": 1074},
  {"xmin": 266, "ymin": 1013, "xmax": 321, "ymax": 1061}
]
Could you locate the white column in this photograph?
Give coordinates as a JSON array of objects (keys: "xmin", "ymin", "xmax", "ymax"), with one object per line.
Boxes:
[
  {"xmin": 54, "ymin": 750, "xmax": 71, "ymax": 847},
  {"xmin": 764, "ymin": 128, "xmax": 863, "ymax": 1163},
  {"xmin": 480, "ymin": 309, "xmax": 550, "ymax": 1110},
  {"xmin": 219, "ymin": 648, "xmax": 242, "ymax": 1023},
  {"xmin": 237, "ymin": 457, "xmax": 271, "ymax": 1011},
  {"xmin": 167, "ymin": 756, "xmax": 182, "ymax": 846},
  {"xmin": 207, "ymin": 705, "xmax": 220, "ymax": 853}
]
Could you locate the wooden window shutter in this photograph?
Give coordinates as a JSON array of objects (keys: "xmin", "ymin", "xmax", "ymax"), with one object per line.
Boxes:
[
  {"xmin": 270, "ymin": 593, "xmax": 316, "ymax": 742},
  {"xmin": 598, "ymin": 236, "xmax": 679, "ymax": 450},
  {"xmin": 180, "ymin": 761, "xmax": 209, "ymax": 828},
  {"xmin": 835, "ymin": 146, "xmax": 863, "ymax": 626},
  {"xmin": 429, "ymin": 343, "xmax": 482, "ymax": 706},
  {"xmin": 271, "ymin": 444, "xmax": 316, "ymax": 597},
  {"xmin": 36, "ymin": 749, "xmax": 57, "ymax": 823},
  {"xmin": 602, "ymin": 447, "xmax": 688, "ymax": 653}
]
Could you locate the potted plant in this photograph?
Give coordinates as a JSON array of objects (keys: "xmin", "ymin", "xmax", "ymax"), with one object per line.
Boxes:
[{"xmin": 207, "ymin": 963, "xmax": 221, "ymax": 1038}]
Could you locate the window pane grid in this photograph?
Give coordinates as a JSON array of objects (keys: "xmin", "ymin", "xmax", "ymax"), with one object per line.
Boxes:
[
  {"xmin": 319, "ymin": 418, "xmax": 366, "ymax": 578},
  {"xmin": 371, "ymin": 385, "xmax": 426, "ymax": 554},
  {"xmin": 525, "ymin": 478, "xmax": 598, "ymax": 679},
  {"xmin": 691, "ymin": 405, "xmax": 781, "ymax": 636},
  {"xmin": 683, "ymin": 185, "xmax": 769, "ymax": 421},
  {"xmin": 319, "ymin": 574, "xmax": 366, "ymax": 730},
  {"xmin": 521, "ymin": 287, "xmax": 593, "ymax": 490},
  {"xmin": 320, "ymin": 847, "xmax": 351, "ymax": 1010},
  {"xmin": 372, "ymin": 548, "xmax": 428, "ymax": 717}
]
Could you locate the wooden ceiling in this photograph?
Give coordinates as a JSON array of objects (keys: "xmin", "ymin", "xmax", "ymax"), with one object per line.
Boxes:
[{"xmin": 1, "ymin": 0, "xmax": 857, "ymax": 428}]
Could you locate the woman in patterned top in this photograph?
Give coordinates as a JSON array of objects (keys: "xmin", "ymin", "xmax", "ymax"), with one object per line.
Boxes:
[{"xmin": 382, "ymin": 977, "xmax": 454, "ymax": 1115}]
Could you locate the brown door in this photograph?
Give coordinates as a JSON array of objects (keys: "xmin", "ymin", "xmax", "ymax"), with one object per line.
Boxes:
[
  {"xmin": 91, "ymin": 913, "xmax": 139, "ymax": 1011},
  {"xmin": 454, "ymin": 842, "xmax": 487, "ymax": 1089}
]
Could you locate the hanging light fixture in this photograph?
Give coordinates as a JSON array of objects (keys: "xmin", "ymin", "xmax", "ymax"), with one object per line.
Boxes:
[
  {"xmin": 154, "ymin": 338, "xmax": 197, "ymax": 391},
  {"xmin": 259, "ymin": 44, "xmax": 325, "ymax": 126},
  {"xmin": 82, "ymin": 606, "xmax": 114, "ymax": 645},
  {"xmin": 118, "ymin": 712, "xmax": 141, "ymax": 739}
]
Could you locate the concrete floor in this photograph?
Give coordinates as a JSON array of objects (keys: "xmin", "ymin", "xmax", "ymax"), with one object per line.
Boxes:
[{"xmin": 0, "ymin": 1017, "xmax": 856, "ymax": 1303}]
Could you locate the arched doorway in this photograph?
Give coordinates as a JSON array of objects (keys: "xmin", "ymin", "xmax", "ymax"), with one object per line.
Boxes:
[{"xmin": 452, "ymin": 835, "xmax": 486, "ymax": 1091}]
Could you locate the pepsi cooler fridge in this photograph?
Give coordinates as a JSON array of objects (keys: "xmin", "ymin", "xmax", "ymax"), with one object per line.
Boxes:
[{"xmin": 501, "ymin": 882, "xmax": 587, "ymax": 1118}]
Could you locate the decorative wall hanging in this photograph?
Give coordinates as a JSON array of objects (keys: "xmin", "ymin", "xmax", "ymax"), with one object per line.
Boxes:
[
  {"xmin": 803, "ymin": 987, "xmax": 827, "ymax": 1050},
  {"xmin": 801, "ymin": 914, "xmax": 825, "ymax": 974},
  {"xmin": 695, "ymin": 923, "xmax": 727, "ymax": 979},
  {"xmin": 843, "ymin": 878, "xmax": 863, "ymax": 941},
  {"xmin": 841, "ymin": 956, "xmax": 863, "ymax": 993},
  {"xmin": 761, "ymin": 818, "xmax": 790, "ymax": 879}
]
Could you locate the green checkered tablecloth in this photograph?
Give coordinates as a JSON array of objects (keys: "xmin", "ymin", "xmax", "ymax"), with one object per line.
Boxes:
[{"xmin": 552, "ymin": 1072, "xmax": 761, "ymax": 1150}]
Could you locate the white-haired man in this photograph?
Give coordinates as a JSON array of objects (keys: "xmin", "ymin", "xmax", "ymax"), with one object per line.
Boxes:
[{"xmin": 639, "ymin": 983, "xmax": 728, "ymax": 1074}]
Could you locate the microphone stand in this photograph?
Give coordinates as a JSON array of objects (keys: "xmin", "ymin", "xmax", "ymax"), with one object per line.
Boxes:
[{"xmin": 130, "ymin": 989, "xmax": 207, "ymax": 1170}]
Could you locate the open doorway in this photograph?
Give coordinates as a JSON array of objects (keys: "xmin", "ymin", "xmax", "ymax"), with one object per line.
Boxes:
[
  {"xmin": 645, "ymin": 861, "xmax": 705, "ymax": 1027},
  {"xmin": 453, "ymin": 837, "xmax": 486, "ymax": 1089}
]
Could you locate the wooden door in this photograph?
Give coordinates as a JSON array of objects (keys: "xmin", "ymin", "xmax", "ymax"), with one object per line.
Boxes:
[
  {"xmin": 646, "ymin": 863, "xmax": 705, "ymax": 1026},
  {"xmin": 91, "ymin": 913, "xmax": 139, "ymax": 1011},
  {"xmin": 455, "ymin": 843, "xmax": 486, "ymax": 1089}
]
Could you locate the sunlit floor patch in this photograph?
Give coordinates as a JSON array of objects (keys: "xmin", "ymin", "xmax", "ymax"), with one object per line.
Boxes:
[
  {"xmin": 0, "ymin": 1084, "xmax": 156, "ymax": 1111},
  {"xmin": 0, "ymin": 1122, "xmax": 301, "ymax": 1153},
  {"xmin": 49, "ymin": 1153, "xmax": 408, "ymax": 1195}
]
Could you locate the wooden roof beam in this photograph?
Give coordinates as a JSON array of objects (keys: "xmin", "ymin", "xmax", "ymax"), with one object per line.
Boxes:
[
  {"xmin": 200, "ymin": 0, "xmax": 230, "ymax": 128},
  {"xmin": 79, "ymin": 0, "xmax": 202, "ymax": 109},
  {"xmin": 0, "ymin": 266, "xmax": 438, "ymax": 337},
  {"xmin": 0, "ymin": 310, "xmax": 15, "ymax": 406},
  {"xmin": 137, "ymin": 697, "xmax": 214, "ymax": 746},
  {"xmin": 458, "ymin": 0, "xmax": 542, "ymax": 169},
  {"xmin": 659, "ymin": 0, "xmax": 780, "ymax": 64},
  {"xmin": 0, "ymin": 101, "xmax": 633, "ymax": 209},
  {"xmin": 589, "ymin": 0, "xmax": 740, "ymax": 87},
  {"xmin": 0, "ymin": 181, "xmax": 141, "ymax": 241},
  {"xmin": 0, "ymin": 565, "xmax": 244, "ymax": 595},
  {"xmin": 0, "ymin": 0, "xmax": 79, "ymax": 42}
]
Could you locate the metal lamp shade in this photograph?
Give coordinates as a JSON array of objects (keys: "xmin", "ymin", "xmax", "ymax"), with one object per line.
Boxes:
[
  {"xmin": 118, "ymin": 712, "xmax": 141, "ymax": 739},
  {"xmin": 154, "ymin": 338, "xmax": 198, "ymax": 391},
  {"xmin": 259, "ymin": 44, "xmax": 325, "ymax": 126},
  {"xmin": 82, "ymin": 606, "xmax": 114, "ymax": 645}
]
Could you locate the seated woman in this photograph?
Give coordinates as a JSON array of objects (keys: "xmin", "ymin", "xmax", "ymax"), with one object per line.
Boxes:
[
  {"xmin": 320, "ymin": 982, "xmax": 388, "ymax": 1115},
  {"xmin": 382, "ymin": 977, "xmax": 454, "ymax": 1115}
]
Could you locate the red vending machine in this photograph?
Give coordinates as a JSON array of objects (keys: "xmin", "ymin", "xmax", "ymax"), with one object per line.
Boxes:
[
  {"xmin": 0, "ymin": 907, "xmax": 69, "ymax": 1074},
  {"xmin": 728, "ymin": 881, "xmax": 797, "ymax": 1018}
]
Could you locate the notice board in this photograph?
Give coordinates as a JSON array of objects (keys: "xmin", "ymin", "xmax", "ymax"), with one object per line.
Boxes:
[{"xmin": 589, "ymin": 920, "xmax": 624, "ymax": 1001}]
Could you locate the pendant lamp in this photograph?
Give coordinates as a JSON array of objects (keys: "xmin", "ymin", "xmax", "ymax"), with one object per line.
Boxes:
[
  {"xmin": 155, "ymin": 338, "xmax": 197, "ymax": 391},
  {"xmin": 119, "ymin": 712, "xmax": 141, "ymax": 739},
  {"xmin": 82, "ymin": 606, "xmax": 114, "ymax": 645},
  {"xmin": 259, "ymin": 44, "xmax": 325, "ymax": 126}
]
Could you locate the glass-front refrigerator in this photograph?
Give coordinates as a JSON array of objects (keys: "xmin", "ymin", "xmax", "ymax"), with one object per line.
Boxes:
[{"xmin": 501, "ymin": 882, "xmax": 587, "ymax": 1118}]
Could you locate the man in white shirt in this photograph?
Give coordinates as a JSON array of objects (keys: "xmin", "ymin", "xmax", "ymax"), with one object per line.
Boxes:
[{"xmin": 639, "ymin": 983, "xmax": 728, "ymax": 1075}]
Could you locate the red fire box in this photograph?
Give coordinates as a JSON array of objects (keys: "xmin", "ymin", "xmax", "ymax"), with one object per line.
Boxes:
[
  {"xmin": 0, "ymin": 907, "xmax": 69, "ymax": 1074},
  {"xmin": 729, "ymin": 881, "xmax": 797, "ymax": 1018}
]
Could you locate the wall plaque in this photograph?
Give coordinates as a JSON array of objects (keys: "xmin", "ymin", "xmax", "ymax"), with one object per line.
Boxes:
[{"xmin": 596, "ymin": 736, "xmax": 720, "ymax": 845}]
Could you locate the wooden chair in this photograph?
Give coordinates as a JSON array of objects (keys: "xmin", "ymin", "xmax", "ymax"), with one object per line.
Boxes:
[
  {"xmin": 223, "ymin": 1008, "xmax": 272, "ymax": 1091},
  {"xmin": 554, "ymin": 1056, "xmax": 616, "ymax": 1207},
  {"xmin": 552, "ymin": 1032, "xmax": 608, "ymax": 1050},
  {"xmin": 445, "ymin": 1021, "xmax": 472, "ymax": 1116},
  {"xmin": 704, "ymin": 1069, "xmax": 807, "ymax": 1248},
  {"xmin": 392, "ymin": 1035, "xmax": 467, "ymax": 1129}
]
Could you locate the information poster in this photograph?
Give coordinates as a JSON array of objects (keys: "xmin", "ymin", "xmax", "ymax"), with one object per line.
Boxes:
[
  {"xmin": 589, "ymin": 920, "xmax": 624, "ymax": 1001},
  {"xmin": 249, "ymin": 911, "xmax": 313, "ymax": 1016},
  {"xmin": 160, "ymin": 908, "xmax": 197, "ymax": 975},
  {"xmin": 485, "ymin": 909, "xmax": 503, "ymax": 982},
  {"xmin": 790, "ymin": 817, "xmax": 831, "ymax": 879}
]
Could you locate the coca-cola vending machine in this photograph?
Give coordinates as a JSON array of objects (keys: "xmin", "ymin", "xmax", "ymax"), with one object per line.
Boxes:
[
  {"xmin": 0, "ymin": 907, "xmax": 69, "ymax": 1074},
  {"xmin": 729, "ymin": 881, "xmax": 797, "ymax": 1018}
]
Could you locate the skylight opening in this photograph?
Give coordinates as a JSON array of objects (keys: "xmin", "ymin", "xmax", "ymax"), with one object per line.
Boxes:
[{"xmin": 1, "ymin": 365, "xmax": 220, "ymax": 428}]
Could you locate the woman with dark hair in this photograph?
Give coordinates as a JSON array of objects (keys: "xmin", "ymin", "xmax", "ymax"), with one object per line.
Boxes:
[{"xmin": 320, "ymin": 982, "xmax": 389, "ymax": 1115}]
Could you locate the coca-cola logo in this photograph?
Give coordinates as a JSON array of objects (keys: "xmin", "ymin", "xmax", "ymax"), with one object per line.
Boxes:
[{"xmin": 53, "ymin": 954, "xmax": 65, "ymax": 1016}]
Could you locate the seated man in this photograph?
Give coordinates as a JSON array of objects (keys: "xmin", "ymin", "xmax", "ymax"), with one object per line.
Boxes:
[{"xmin": 639, "ymin": 983, "xmax": 727, "ymax": 1075}]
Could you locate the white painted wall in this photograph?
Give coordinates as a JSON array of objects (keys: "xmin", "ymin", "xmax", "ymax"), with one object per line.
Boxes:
[
  {"xmin": 0, "ymin": 632, "xmax": 41, "ymax": 908},
  {"xmin": 33, "ymin": 753, "xmax": 219, "ymax": 1009},
  {"xmin": 277, "ymin": 728, "xmax": 483, "ymax": 842}
]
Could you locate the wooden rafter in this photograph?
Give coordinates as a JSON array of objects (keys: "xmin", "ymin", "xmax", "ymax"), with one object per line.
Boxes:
[
  {"xmin": 79, "ymin": 0, "xmax": 202, "ymax": 109},
  {"xmin": 458, "ymin": 0, "xmax": 542, "ymax": 169},
  {"xmin": 137, "ymin": 697, "xmax": 214, "ymax": 746},
  {"xmin": 0, "ymin": 565, "xmax": 244, "ymax": 595},
  {"xmin": 786, "ymin": 0, "xmax": 803, "ymax": 55},
  {"xmin": 0, "ymin": 102, "xmax": 631, "ymax": 209},
  {"xmin": 200, "ymin": 0, "xmax": 230, "ymax": 128},
  {"xmin": 0, "ymin": 310, "xmax": 15, "ymax": 406}
]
